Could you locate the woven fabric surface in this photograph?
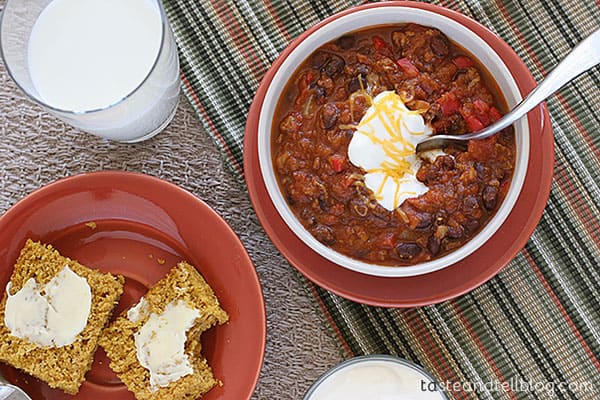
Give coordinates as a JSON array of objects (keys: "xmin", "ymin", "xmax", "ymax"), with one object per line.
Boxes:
[{"xmin": 163, "ymin": 0, "xmax": 600, "ymax": 399}]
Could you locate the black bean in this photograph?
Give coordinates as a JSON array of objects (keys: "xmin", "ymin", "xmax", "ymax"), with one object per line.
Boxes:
[
  {"xmin": 312, "ymin": 224, "xmax": 336, "ymax": 245},
  {"xmin": 323, "ymin": 55, "xmax": 345, "ymax": 76},
  {"xmin": 351, "ymin": 76, "xmax": 364, "ymax": 92},
  {"xmin": 321, "ymin": 104, "xmax": 339, "ymax": 130},
  {"xmin": 427, "ymin": 235, "xmax": 441, "ymax": 255},
  {"xmin": 465, "ymin": 219, "xmax": 480, "ymax": 234},
  {"xmin": 314, "ymin": 86, "xmax": 326, "ymax": 101},
  {"xmin": 311, "ymin": 51, "xmax": 331, "ymax": 69},
  {"xmin": 447, "ymin": 224, "xmax": 465, "ymax": 239},
  {"xmin": 430, "ymin": 35, "xmax": 449, "ymax": 57},
  {"xmin": 286, "ymin": 193, "xmax": 296, "ymax": 206},
  {"xmin": 463, "ymin": 196, "xmax": 479, "ymax": 213},
  {"xmin": 337, "ymin": 35, "xmax": 355, "ymax": 49},
  {"xmin": 416, "ymin": 212, "xmax": 432, "ymax": 229},
  {"xmin": 356, "ymin": 63, "xmax": 369, "ymax": 75},
  {"xmin": 347, "ymin": 75, "xmax": 368, "ymax": 93},
  {"xmin": 482, "ymin": 185, "xmax": 498, "ymax": 210},
  {"xmin": 474, "ymin": 162, "xmax": 485, "ymax": 177},
  {"xmin": 396, "ymin": 242, "xmax": 422, "ymax": 259},
  {"xmin": 300, "ymin": 209, "xmax": 316, "ymax": 227},
  {"xmin": 317, "ymin": 195, "xmax": 329, "ymax": 212}
]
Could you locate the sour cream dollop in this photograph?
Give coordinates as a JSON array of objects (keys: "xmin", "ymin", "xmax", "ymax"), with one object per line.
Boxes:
[
  {"xmin": 307, "ymin": 358, "xmax": 447, "ymax": 400},
  {"xmin": 348, "ymin": 91, "xmax": 441, "ymax": 211}
]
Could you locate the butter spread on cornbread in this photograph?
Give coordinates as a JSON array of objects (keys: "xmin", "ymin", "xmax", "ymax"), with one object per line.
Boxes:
[
  {"xmin": 100, "ymin": 261, "xmax": 228, "ymax": 400},
  {"xmin": 128, "ymin": 296, "xmax": 149, "ymax": 323},
  {"xmin": 132, "ymin": 299, "xmax": 200, "ymax": 390},
  {"xmin": 4, "ymin": 265, "xmax": 92, "ymax": 347}
]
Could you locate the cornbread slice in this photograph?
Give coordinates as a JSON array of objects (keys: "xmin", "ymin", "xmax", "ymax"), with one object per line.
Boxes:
[
  {"xmin": 100, "ymin": 261, "xmax": 229, "ymax": 400},
  {"xmin": 0, "ymin": 239, "xmax": 125, "ymax": 394}
]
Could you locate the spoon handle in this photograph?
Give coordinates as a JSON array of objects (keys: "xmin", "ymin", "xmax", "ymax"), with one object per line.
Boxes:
[{"xmin": 459, "ymin": 27, "xmax": 600, "ymax": 141}]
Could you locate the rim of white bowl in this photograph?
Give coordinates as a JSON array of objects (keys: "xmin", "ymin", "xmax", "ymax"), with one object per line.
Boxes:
[{"xmin": 258, "ymin": 6, "xmax": 530, "ymax": 278}]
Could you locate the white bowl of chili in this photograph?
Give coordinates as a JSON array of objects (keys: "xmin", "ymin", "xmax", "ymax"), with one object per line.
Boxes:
[{"xmin": 255, "ymin": 3, "xmax": 530, "ymax": 277}]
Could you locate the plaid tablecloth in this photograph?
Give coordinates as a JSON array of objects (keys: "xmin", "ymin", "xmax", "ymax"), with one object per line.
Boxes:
[{"xmin": 163, "ymin": 0, "xmax": 599, "ymax": 399}]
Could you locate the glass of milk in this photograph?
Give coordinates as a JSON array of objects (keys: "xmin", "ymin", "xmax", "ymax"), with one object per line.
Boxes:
[
  {"xmin": 304, "ymin": 355, "xmax": 449, "ymax": 400},
  {"xmin": 0, "ymin": 0, "xmax": 180, "ymax": 142}
]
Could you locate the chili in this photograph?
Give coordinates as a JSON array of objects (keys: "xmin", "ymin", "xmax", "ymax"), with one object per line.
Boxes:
[{"xmin": 272, "ymin": 24, "xmax": 515, "ymax": 266}]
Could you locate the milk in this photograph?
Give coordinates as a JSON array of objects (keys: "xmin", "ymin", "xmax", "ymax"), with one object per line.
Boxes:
[
  {"xmin": 307, "ymin": 358, "xmax": 446, "ymax": 400},
  {"xmin": 27, "ymin": 0, "xmax": 180, "ymax": 141}
]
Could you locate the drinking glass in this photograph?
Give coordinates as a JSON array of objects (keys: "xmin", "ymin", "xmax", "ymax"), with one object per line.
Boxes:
[{"xmin": 0, "ymin": 0, "xmax": 180, "ymax": 142}]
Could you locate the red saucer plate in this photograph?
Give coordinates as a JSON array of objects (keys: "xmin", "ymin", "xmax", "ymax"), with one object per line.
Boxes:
[
  {"xmin": 0, "ymin": 171, "xmax": 266, "ymax": 399},
  {"xmin": 244, "ymin": 2, "xmax": 554, "ymax": 307}
]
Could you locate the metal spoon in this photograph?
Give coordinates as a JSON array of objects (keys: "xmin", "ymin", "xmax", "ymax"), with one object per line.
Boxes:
[
  {"xmin": 416, "ymin": 28, "xmax": 600, "ymax": 153},
  {"xmin": 0, "ymin": 383, "xmax": 32, "ymax": 400}
]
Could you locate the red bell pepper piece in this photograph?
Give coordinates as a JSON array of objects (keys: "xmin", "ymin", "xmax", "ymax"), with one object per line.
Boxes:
[
  {"xmin": 465, "ymin": 115, "xmax": 485, "ymax": 132},
  {"xmin": 473, "ymin": 99, "xmax": 490, "ymax": 115},
  {"xmin": 372, "ymin": 35, "xmax": 387, "ymax": 50},
  {"xmin": 489, "ymin": 106, "xmax": 502, "ymax": 122},
  {"xmin": 437, "ymin": 92, "xmax": 461, "ymax": 116},
  {"xmin": 329, "ymin": 154, "xmax": 345, "ymax": 172},
  {"xmin": 453, "ymin": 55, "xmax": 475, "ymax": 69},
  {"xmin": 396, "ymin": 58, "xmax": 419, "ymax": 78}
]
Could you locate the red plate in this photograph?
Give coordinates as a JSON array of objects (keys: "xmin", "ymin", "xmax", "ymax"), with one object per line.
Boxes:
[
  {"xmin": 244, "ymin": 2, "xmax": 554, "ymax": 307},
  {"xmin": 0, "ymin": 171, "xmax": 266, "ymax": 399}
]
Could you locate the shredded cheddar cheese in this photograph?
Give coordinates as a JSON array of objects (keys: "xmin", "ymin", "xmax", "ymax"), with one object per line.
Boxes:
[{"xmin": 347, "ymin": 90, "xmax": 439, "ymax": 211}]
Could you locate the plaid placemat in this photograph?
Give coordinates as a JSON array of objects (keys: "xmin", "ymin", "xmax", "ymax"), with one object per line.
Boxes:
[{"xmin": 163, "ymin": 0, "xmax": 600, "ymax": 399}]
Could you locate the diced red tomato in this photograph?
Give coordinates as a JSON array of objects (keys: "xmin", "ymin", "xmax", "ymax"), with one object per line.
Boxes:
[
  {"xmin": 465, "ymin": 115, "xmax": 485, "ymax": 132},
  {"xmin": 396, "ymin": 58, "xmax": 419, "ymax": 78},
  {"xmin": 489, "ymin": 106, "xmax": 502, "ymax": 122},
  {"xmin": 473, "ymin": 99, "xmax": 490, "ymax": 115},
  {"xmin": 461, "ymin": 100, "xmax": 499, "ymax": 131},
  {"xmin": 452, "ymin": 55, "xmax": 475, "ymax": 69},
  {"xmin": 372, "ymin": 35, "xmax": 387, "ymax": 50},
  {"xmin": 477, "ymin": 112, "xmax": 490, "ymax": 127},
  {"xmin": 437, "ymin": 92, "xmax": 461, "ymax": 116},
  {"xmin": 329, "ymin": 154, "xmax": 345, "ymax": 172}
]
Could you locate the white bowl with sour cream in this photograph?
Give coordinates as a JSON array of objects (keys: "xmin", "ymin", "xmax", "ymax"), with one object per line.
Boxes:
[{"xmin": 304, "ymin": 355, "xmax": 449, "ymax": 400}]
